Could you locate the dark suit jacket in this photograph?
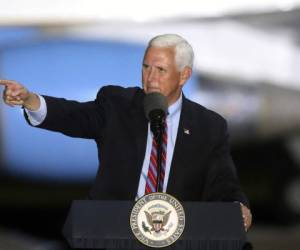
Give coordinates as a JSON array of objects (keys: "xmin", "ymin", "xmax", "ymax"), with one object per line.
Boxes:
[{"xmin": 30, "ymin": 85, "xmax": 249, "ymax": 207}]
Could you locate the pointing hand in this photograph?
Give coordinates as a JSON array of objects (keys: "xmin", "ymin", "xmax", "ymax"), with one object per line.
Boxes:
[{"xmin": 0, "ymin": 79, "xmax": 40, "ymax": 110}]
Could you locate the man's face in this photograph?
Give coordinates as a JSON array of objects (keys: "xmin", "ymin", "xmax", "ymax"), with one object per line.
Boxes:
[{"xmin": 142, "ymin": 46, "xmax": 186, "ymax": 105}]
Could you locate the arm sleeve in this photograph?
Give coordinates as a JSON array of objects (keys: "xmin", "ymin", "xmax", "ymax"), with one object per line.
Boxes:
[
  {"xmin": 202, "ymin": 119, "xmax": 250, "ymax": 208},
  {"xmin": 24, "ymin": 88, "xmax": 109, "ymax": 140}
]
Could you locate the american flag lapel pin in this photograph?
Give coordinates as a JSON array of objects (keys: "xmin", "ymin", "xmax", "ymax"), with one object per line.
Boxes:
[{"xmin": 183, "ymin": 128, "xmax": 190, "ymax": 135}]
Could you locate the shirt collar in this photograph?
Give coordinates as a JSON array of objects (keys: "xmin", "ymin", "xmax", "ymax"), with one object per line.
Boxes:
[{"xmin": 167, "ymin": 93, "xmax": 182, "ymax": 119}]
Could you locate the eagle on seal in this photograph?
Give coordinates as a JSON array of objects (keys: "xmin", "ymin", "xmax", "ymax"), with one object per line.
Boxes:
[{"xmin": 144, "ymin": 210, "xmax": 171, "ymax": 233}]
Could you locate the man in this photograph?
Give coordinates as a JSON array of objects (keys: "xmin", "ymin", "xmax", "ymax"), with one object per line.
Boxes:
[{"xmin": 0, "ymin": 34, "xmax": 252, "ymax": 231}]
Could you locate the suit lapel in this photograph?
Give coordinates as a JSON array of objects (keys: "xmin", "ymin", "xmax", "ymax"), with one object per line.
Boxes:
[{"xmin": 167, "ymin": 95, "xmax": 194, "ymax": 198}]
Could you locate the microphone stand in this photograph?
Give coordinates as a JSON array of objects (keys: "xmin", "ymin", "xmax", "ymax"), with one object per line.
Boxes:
[{"xmin": 154, "ymin": 130, "xmax": 163, "ymax": 193}]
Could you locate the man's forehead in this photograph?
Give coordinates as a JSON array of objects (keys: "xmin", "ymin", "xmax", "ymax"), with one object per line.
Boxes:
[
  {"xmin": 145, "ymin": 46, "xmax": 175, "ymax": 54},
  {"xmin": 143, "ymin": 46, "xmax": 175, "ymax": 62}
]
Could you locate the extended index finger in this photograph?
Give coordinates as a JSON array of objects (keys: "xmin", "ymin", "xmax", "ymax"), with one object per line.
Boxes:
[
  {"xmin": 0, "ymin": 79, "xmax": 12, "ymax": 87},
  {"xmin": 0, "ymin": 79, "xmax": 22, "ymax": 90}
]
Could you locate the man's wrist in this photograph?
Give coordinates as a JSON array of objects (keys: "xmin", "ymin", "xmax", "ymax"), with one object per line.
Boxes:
[
  {"xmin": 23, "ymin": 92, "xmax": 40, "ymax": 111},
  {"xmin": 24, "ymin": 94, "xmax": 47, "ymax": 126}
]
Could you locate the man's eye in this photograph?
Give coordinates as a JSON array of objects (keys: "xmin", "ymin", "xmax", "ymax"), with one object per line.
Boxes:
[
  {"xmin": 158, "ymin": 67, "xmax": 165, "ymax": 72},
  {"xmin": 143, "ymin": 64, "xmax": 149, "ymax": 69}
]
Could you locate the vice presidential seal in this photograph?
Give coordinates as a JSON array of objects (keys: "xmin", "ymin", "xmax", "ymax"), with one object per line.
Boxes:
[{"xmin": 130, "ymin": 193, "xmax": 185, "ymax": 248}]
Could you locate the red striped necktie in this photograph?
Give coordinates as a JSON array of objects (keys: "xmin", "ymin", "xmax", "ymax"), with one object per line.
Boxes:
[{"xmin": 145, "ymin": 121, "xmax": 168, "ymax": 194}]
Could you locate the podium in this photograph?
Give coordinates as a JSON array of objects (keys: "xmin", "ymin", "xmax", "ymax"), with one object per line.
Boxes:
[{"xmin": 63, "ymin": 200, "xmax": 249, "ymax": 250}]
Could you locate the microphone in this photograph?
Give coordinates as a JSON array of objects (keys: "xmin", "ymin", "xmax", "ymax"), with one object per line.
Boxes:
[{"xmin": 143, "ymin": 92, "xmax": 168, "ymax": 139}]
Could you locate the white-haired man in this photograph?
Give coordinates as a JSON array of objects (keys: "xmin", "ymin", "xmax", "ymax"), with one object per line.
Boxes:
[{"xmin": 0, "ymin": 34, "xmax": 252, "ymax": 231}]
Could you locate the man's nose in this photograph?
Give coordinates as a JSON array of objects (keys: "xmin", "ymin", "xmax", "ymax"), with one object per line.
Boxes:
[{"xmin": 147, "ymin": 68, "xmax": 157, "ymax": 83}]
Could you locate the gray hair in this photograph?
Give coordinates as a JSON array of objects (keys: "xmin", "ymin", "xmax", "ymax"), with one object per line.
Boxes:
[{"xmin": 148, "ymin": 34, "xmax": 194, "ymax": 71}]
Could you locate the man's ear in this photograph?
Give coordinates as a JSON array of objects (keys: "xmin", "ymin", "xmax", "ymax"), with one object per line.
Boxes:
[{"xmin": 179, "ymin": 67, "xmax": 192, "ymax": 86}]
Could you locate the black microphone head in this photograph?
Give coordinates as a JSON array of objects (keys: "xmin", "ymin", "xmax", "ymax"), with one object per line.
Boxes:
[{"xmin": 143, "ymin": 92, "xmax": 168, "ymax": 121}]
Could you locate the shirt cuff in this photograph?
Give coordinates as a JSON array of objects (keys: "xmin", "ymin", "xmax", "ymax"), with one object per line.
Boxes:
[{"xmin": 24, "ymin": 94, "xmax": 47, "ymax": 126}]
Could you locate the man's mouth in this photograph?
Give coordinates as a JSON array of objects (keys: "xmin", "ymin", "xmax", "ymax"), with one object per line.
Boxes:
[{"xmin": 146, "ymin": 87, "xmax": 160, "ymax": 93}]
